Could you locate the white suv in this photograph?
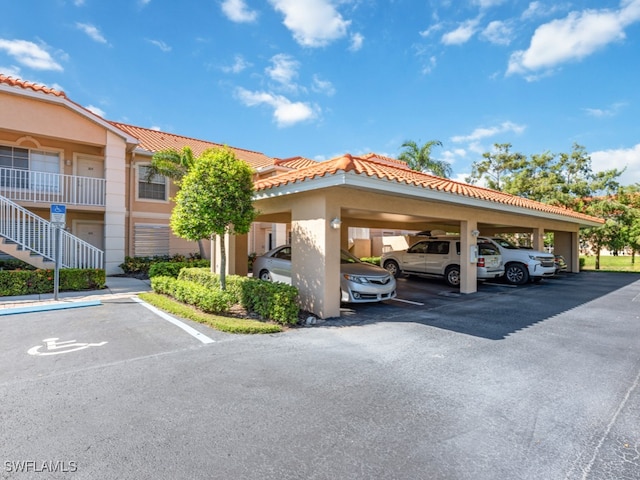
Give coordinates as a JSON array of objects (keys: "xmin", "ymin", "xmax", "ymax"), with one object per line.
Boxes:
[
  {"xmin": 480, "ymin": 237, "xmax": 555, "ymax": 285},
  {"xmin": 381, "ymin": 236, "xmax": 504, "ymax": 287}
]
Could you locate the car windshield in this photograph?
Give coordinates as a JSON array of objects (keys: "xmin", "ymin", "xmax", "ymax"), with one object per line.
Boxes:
[
  {"xmin": 340, "ymin": 250, "xmax": 362, "ymax": 264},
  {"xmin": 492, "ymin": 238, "xmax": 519, "ymax": 249}
]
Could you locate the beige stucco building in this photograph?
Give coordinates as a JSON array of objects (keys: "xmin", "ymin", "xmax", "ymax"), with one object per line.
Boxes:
[{"xmin": 0, "ymin": 74, "xmax": 603, "ymax": 319}]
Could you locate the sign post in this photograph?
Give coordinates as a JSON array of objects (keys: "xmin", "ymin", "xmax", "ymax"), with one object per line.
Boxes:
[{"xmin": 50, "ymin": 204, "xmax": 66, "ymax": 301}]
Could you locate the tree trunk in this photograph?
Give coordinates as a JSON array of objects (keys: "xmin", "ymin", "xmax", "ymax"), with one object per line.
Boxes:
[
  {"xmin": 210, "ymin": 235, "xmax": 216, "ymax": 274},
  {"xmin": 595, "ymin": 245, "xmax": 601, "ymax": 270},
  {"xmin": 197, "ymin": 239, "xmax": 206, "ymax": 259},
  {"xmin": 220, "ymin": 234, "xmax": 227, "ymax": 291},
  {"xmin": 632, "ymin": 249, "xmax": 636, "ymax": 265}
]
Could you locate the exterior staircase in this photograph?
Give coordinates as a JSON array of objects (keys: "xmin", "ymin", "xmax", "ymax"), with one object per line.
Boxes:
[{"xmin": 0, "ymin": 195, "xmax": 104, "ymax": 270}]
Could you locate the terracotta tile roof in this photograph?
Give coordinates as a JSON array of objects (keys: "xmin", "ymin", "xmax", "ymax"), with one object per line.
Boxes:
[
  {"xmin": 274, "ymin": 156, "xmax": 318, "ymax": 170},
  {"xmin": 255, "ymin": 153, "xmax": 604, "ymax": 224},
  {"xmin": 361, "ymin": 152, "xmax": 410, "ymax": 169},
  {"xmin": 0, "ymin": 74, "xmax": 68, "ymax": 98},
  {"xmin": 110, "ymin": 122, "xmax": 276, "ymax": 170}
]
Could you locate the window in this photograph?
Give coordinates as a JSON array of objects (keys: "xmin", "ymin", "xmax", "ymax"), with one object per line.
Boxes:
[
  {"xmin": 138, "ymin": 165, "xmax": 167, "ymax": 201},
  {"xmin": 0, "ymin": 145, "xmax": 60, "ymax": 190},
  {"xmin": 426, "ymin": 241, "xmax": 450, "ymax": 255}
]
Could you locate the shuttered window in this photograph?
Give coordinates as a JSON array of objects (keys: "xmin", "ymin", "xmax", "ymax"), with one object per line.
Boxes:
[{"xmin": 134, "ymin": 224, "xmax": 170, "ymax": 257}]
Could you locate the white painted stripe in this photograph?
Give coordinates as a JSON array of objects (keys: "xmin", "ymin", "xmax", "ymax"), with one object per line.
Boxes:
[
  {"xmin": 132, "ymin": 297, "xmax": 215, "ymax": 344},
  {"xmin": 389, "ymin": 298, "xmax": 425, "ymax": 306}
]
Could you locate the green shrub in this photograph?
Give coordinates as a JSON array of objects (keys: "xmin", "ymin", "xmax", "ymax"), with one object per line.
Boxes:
[
  {"xmin": 579, "ymin": 257, "xmax": 586, "ymax": 270},
  {"xmin": 148, "ymin": 260, "xmax": 210, "ymax": 279},
  {"xmin": 119, "ymin": 253, "xmax": 203, "ymax": 276},
  {"xmin": 177, "ymin": 268, "xmax": 245, "ymax": 303},
  {"xmin": 240, "ymin": 280, "xmax": 299, "ymax": 325},
  {"xmin": 0, "ymin": 259, "xmax": 35, "ymax": 271},
  {"xmin": 151, "ymin": 276, "xmax": 234, "ymax": 314},
  {"xmin": 360, "ymin": 256, "xmax": 381, "ymax": 266},
  {"xmin": 152, "ymin": 270, "xmax": 300, "ymax": 325},
  {"xmin": 0, "ymin": 269, "xmax": 106, "ymax": 296},
  {"xmin": 138, "ymin": 292, "xmax": 282, "ymax": 334}
]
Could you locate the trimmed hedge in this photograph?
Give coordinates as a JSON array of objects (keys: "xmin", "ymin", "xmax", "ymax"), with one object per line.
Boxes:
[
  {"xmin": 240, "ymin": 279, "xmax": 299, "ymax": 325},
  {"xmin": 151, "ymin": 276, "xmax": 235, "ymax": 314},
  {"xmin": 0, "ymin": 269, "xmax": 106, "ymax": 296},
  {"xmin": 148, "ymin": 260, "xmax": 210, "ymax": 279},
  {"xmin": 152, "ymin": 267, "xmax": 300, "ymax": 325},
  {"xmin": 119, "ymin": 254, "xmax": 204, "ymax": 276}
]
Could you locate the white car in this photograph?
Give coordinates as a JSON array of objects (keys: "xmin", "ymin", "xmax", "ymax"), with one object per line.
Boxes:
[
  {"xmin": 252, "ymin": 245, "xmax": 397, "ymax": 303},
  {"xmin": 381, "ymin": 236, "xmax": 504, "ymax": 287},
  {"xmin": 480, "ymin": 237, "xmax": 555, "ymax": 285}
]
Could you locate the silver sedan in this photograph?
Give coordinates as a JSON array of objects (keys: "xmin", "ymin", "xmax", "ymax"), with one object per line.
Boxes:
[{"xmin": 252, "ymin": 245, "xmax": 397, "ymax": 303}]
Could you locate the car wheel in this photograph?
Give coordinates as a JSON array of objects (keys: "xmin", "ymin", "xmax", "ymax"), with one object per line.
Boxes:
[
  {"xmin": 259, "ymin": 270, "xmax": 272, "ymax": 282},
  {"xmin": 504, "ymin": 263, "xmax": 529, "ymax": 285},
  {"xmin": 444, "ymin": 265, "xmax": 460, "ymax": 287},
  {"xmin": 384, "ymin": 260, "xmax": 401, "ymax": 278}
]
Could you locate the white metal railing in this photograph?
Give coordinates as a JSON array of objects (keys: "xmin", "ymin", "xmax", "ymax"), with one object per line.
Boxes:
[
  {"xmin": 0, "ymin": 167, "xmax": 106, "ymax": 206},
  {"xmin": 0, "ymin": 195, "xmax": 104, "ymax": 269}
]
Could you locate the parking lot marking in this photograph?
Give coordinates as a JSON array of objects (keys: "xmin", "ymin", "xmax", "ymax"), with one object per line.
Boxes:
[
  {"xmin": 389, "ymin": 298, "xmax": 425, "ymax": 306},
  {"xmin": 132, "ymin": 297, "xmax": 215, "ymax": 344},
  {"xmin": 28, "ymin": 338, "xmax": 108, "ymax": 356}
]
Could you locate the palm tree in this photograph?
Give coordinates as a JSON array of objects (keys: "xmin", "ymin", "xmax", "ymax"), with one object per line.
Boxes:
[
  {"xmin": 398, "ymin": 139, "xmax": 452, "ymax": 178},
  {"xmin": 143, "ymin": 146, "xmax": 195, "ymax": 185}
]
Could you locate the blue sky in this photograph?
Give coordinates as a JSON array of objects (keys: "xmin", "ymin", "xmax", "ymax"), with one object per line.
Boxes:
[{"xmin": 2, "ymin": 0, "xmax": 640, "ymax": 185}]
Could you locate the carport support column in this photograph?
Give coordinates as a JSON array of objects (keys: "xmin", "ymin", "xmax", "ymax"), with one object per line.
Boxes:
[
  {"xmin": 532, "ymin": 228, "xmax": 544, "ymax": 251},
  {"xmin": 460, "ymin": 221, "xmax": 478, "ymax": 294},
  {"xmin": 291, "ymin": 194, "xmax": 341, "ymax": 319}
]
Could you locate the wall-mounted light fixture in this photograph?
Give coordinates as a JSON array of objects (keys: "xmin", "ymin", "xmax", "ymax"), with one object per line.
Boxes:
[
  {"xmin": 471, "ymin": 229, "xmax": 480, "ymax": 237},
  {"xmin": 330, "ymin": 217, "xmax": 341, "ymax": 230}
]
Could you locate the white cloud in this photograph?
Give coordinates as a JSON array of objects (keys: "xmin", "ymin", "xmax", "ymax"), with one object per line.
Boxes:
[
  {"xmin": 221, "ymin": 0, "xmax": 258, "ymax": 23},
  {"xmin": 266, "ymin": 53, "xmax": 299, "ymax": 86},
  {"xmin": 0, "ymin": 65, "xmax": 21, "ymax": 77},
  {"xmin": 148, "ymin": 39, "xmax": 171, "ymax": 52},
  {"xmin": 235, "ymin": 87, "xmax": 317, "ymax": 127},
  {"xmin": 451, "ymin": 121, "xmax": 526, "ymax": 143},
  {"xmin": 481, "ymin": 20, "xmax": 513, "ymax": 45},
  {"xmin": 85, "ymin": 105, "xmax": 106, "ymax": 117},
  {"xmin": 419, "ymin": 23, "xmax": 443, "ymax": 38},
  {"xmin": 222, "ymin": 54, "xmax": 252, "ymax": 73},
  {"xmin": 0, "ymin": 39, "xmax": 63, "ymax": 71},
  {"xmin": 591, "ymin": 144, "xmax": 640, "ymax": 186},
  {"xmin": 584, "ymin": 102, "xmax": 627, "ymax": 118},
  {"xmin": 268, "ymin": 0, "xmax": 351, "ymax": 47},
  {"xmin": 76, "ymin": 23, "xmax": 108, "ymax": 44},
  {"xmin": 312, "ymin": 75, "xmax": 335, "ymax": 96},
  {"xmin": 473, "ymin": 0, "xmax": 505, "ymax": 7},
  {"xmin": 508, "ymin": 1, "xmax": 640, "ymax": 77},
  {"xmin": 441, "ymin": 18, "xmax": 480, "ymax": 45},
  {"xmin": 349, "ymin": 32, "xmax": 364, "ymax": 51},
  {"xmin": 421, "ymin": 56, "xmax": 437, "ymax": 75}
]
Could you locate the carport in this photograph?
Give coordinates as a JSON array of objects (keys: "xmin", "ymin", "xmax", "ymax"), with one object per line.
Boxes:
[{"xmin": 249, "ymin": 154, "xmax": 603, "ymax": 319}]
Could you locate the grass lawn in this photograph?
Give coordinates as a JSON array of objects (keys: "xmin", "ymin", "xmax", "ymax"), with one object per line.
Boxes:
[{"xmin": 580, "ymin": 255, "xmax": 640, "ymax": 273}]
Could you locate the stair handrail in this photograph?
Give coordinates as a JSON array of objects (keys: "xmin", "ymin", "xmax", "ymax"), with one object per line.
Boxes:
[{"xmin": 0, "ymin": 195, "xmax": 104, "ymax": 269}]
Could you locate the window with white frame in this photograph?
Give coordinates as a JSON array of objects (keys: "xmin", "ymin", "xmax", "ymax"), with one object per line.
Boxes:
[
  {"xmin": 137, "ymin": 165, "xmax": 168, "ymax": 201},
  {"xmin": 0, "ymin": 145, "xmax": 60, "ymax": 190}
]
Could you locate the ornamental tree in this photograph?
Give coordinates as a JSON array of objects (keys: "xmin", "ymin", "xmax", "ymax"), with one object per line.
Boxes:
[{"xmin": 170, "ymin": 148, "xmax": 257, "ymax": 289}]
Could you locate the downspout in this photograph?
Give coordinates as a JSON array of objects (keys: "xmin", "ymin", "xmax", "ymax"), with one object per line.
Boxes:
[{"xmin": 127, "ymin": 152, "xmax": 135, "ymax": 257}]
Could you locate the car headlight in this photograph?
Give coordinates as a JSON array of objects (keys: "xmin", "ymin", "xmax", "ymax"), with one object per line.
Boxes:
[
  {"xmin": 343, "ymin": 274, "xmax": 369, "ymax": 284},
  {"xmin": 528, "ymin": 255, "xmax": 541, "ymax": 264}
]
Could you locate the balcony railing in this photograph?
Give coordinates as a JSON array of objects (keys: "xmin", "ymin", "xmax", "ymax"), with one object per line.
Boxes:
[{"xmin": 0, "ymin": 167, "xmax": 106, "ymax": 206}]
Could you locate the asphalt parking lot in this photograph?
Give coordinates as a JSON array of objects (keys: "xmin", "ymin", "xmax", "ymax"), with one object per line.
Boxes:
[{"xmin": 1, "ymin": 272, "xmax": 639, "ymax": 480}]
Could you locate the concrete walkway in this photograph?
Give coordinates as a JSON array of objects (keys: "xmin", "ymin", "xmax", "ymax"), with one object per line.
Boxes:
[{"xmin": 0, "ymin": 276, "xmax": 152, "ymax": 315}]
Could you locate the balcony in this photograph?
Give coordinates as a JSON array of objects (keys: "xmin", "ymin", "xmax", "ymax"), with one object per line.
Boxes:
[{"xmin": 0, "ymin": 167, "xmax": 106, "ymax": 207}]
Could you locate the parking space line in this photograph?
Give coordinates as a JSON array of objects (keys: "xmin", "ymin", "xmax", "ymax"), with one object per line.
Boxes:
[
  {"xmin": 389, "ymin": 298, "xmax": 425, "ymax": 306},
  {"xmin": 132, "ymin": 297, "xmax": 215, "ymax": 344}
]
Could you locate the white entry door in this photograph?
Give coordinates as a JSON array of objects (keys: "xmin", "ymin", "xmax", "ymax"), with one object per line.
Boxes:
[
  {"xmin": 74, "ymin": 222, "xmax": 105, "ymax": 250},
  {"xmin": 76, "ymin": 156, "xmax": 104, "ymax": 205}
]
